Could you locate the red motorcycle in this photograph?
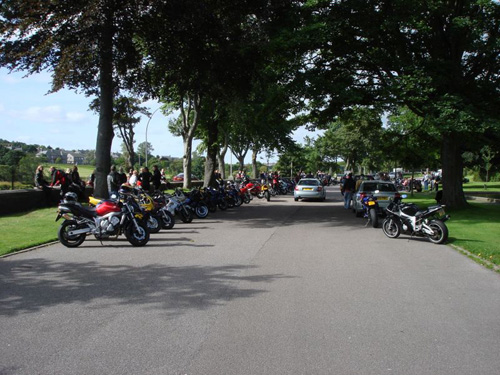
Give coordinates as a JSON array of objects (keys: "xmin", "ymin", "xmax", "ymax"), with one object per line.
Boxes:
[{"xmin": 56, "ymin": 191, "xmax": 150, "ymax": 247}]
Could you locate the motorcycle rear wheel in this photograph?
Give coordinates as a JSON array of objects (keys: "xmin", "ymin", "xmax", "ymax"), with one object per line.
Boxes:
[
  {"xmin": 58, "ymin": 220, "xmax": 86, "ymax": 248},
  {"xmin": 369, "ymin": 209, "xmax": 379, "ymax": 228},
  {"xmin": 125, "ymin": 221, "xmax": 150, "ymax": 246},
  {"xmin": 428, "ymin": 220, "xmax": 448, "ymax": 244},
  {"xmin": 382, "ymin": 218, "xmax": 400, "ymax": 239}
]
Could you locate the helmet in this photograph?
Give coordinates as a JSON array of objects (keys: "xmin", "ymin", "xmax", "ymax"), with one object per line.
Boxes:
[
  {"xmin": 63, "ymin": 192, "xmax": 78, "ymax": 203},
  {"xmin": 119, "ymin": 183, "xmax": 133, "ymax": 195}
]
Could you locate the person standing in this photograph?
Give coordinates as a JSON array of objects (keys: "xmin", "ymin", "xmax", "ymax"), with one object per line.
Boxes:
[
  {"xmin": 152, "ymin": 165, "xmax": 162, "ymax": 191},
  {"xmin": 139, "ymin": 167, "xmax": 152, "ymax": 192},
  {"xmin": 107, "ymin": 165, "xmax": 120, "ymax": 195},
  {"xmin": 118, "ymin": 167, "xmax": 128, "ymax": 185},
  {"xmin": 341, "ymin": 172, "xmax": 355, "ymax": 209}
]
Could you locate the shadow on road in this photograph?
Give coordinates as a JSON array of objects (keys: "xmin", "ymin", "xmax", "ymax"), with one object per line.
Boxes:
[{"xmin": 0, "ymin": 260, "xmax": 294, "ymax": 318}]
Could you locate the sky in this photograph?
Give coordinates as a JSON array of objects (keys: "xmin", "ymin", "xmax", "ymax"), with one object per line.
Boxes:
[{"xmin": 0, "ymin": 68, "xmax": 322, "ymax": 164}]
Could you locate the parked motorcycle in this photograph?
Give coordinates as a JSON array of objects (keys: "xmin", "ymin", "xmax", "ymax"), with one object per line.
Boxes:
[
  {"xmin": 359, "ymin": 192, "xmax": 381, "ymax": 228},
  {"xmin": 175, "ymin": 188, "xmax": 209, "ymax": 218},
  {"xmin": 382, "ymin": 195, "xmax": 450, "ymax": 244},
  {"xmin": 57, "ymin": 191, "xmax": 149, "ymax": 247}
]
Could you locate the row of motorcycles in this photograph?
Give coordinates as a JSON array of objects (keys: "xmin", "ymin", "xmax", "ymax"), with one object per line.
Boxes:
[
  {"xmin": 357, "ymin": 192, "xmax": 450, "ymax": 244},
  {"xmin": 55, "ymin": 179, "xmax": 272, "ymax": 248}
]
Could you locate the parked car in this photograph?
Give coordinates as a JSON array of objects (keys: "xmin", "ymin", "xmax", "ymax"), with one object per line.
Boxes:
[
  {"xmin": 352, "ymin": 180, "xmax": 399, "ymax": 216},
  {"xmin": 294, "ymin": 178, "xmax": 326, "ymax": 201},
  {"xmin": 173, "ymin": 173, "xmax": 198, "ymax": 181}
]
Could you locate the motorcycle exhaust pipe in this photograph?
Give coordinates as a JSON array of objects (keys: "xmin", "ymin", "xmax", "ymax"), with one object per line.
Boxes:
[{"xmin": 68, "ymin": 228, "xmax": 92, "ymax": 236}]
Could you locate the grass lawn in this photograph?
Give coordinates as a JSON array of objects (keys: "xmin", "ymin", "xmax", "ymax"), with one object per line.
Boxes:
[
  {"xmin": 0, "ymin": 207, "xmax": 59, "ymax": 256},
  {"xmin": 402, "ymin": 191, "xmax": 500, "ymax": 269},
  {"xmin": 462, "ymin": 182, "xmax": 500, "ymax": 192}
]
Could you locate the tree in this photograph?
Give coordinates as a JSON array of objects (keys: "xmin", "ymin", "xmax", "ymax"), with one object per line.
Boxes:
[
  {"xmin": 481, "ymin": 146, "xmax": 498, "ymax": 183},
  {"xmin": 293, "ymin": 0, "xmax": 500, "ymax": 208},
  {"xmin": 137, "ymin": 142, "xmax": 154, "ymax": 165},
  {"xmin": 91, "ymin": 96, "xmax": 150, "ymax": 168},
  {"xmin": 1, "ymin": 0, "xmax": 149, "ymax": 198}
]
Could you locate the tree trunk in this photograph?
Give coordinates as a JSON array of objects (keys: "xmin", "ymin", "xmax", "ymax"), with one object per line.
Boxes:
[
  {"xmin": 183, "ymin": 139, "xmax": 193, "ymax": 189},
  {"xmin": 441, "ymin": 133, "xmax": 468, "ymax": 208},
  {"xmin": 180, "ymin": 92, "xmax": 201, "ymax": 189},
  {"xmin": 217, "ymin": 133, "xmax": 228, "ymax": 179},
  {"xmin": 204, "ymin": 119, "xmax": 219, "ymax": 188},
  {"xmin": 237, "ymin": 156, "xmax": 245, "ymax": 171},
  {"xmin": 251, "ymin": 148, "xmax": 258, "ymax": 179},
  {"xmin": 94, "ymin": 11, "xmax": 114, "ymax": 198}
]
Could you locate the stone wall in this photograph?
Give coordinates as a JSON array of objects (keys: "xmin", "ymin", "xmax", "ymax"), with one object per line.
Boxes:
[{"xmin": 0, "ymin": 181, "xmax": 204, "ymax": 216}]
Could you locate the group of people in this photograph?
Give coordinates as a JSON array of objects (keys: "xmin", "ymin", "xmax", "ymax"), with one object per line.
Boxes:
[
  {"xmin": 34, "ymin": 165, "xmax": 86, "ymax": 204},
  {"xmin": 34, "ymin": 164, "xmax": 172, "ymax": 204},
  {"xmin": 107, "ymin": 165, "xmax": 168, "ymax": 195}
]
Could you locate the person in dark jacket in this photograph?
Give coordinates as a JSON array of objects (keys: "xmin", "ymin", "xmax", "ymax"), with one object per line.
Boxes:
[
  {"xmin": 139, "ymin": 167, "xmax": 152, "ymax": 192},
  {"xmin": 341, "ymin": 172, "xmax": 355, "ymax": 209},
  {"xmin": 35, "ymin": 165, "xmax": 52, "ymax": 205},
  {"xmin": 151, "ymin": 165, "xmax": 162, "ymax": 191},
  {"xmin": 49, "ymin": 166, "xmax": 69, "ymax": 199},
  {"xmin": 107, "ymin": 165, "xmax": 120, "ymax": 195}
]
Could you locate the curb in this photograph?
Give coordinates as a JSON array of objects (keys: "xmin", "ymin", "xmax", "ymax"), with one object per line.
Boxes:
[{"xmin": 0, "ymin": 241, "xmax": 59, "ymax": 259}]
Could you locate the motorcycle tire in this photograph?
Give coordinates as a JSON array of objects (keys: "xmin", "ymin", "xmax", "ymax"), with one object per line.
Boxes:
[
  {"xmin": 257, "ymin": 192, "xmax": 264, "ymax": 199},
  {"xmin": 208, "ymin": 201, "xmax": 217, "ymax": 213},
  {"xmin": 58, "ymin": 220, "xmax": 86, "ymax": 248},
  {"xmin": 218, "ymin": 200, "xmax": 228, "ymax": 211},
  {"xmin": 227, "ymin": 198, "xmax": 235, "ymax": 208},
  {"xmin": 195, "ymin": 204, "xmax": 209, "ymax": 219},
  {"xmin": 428, "ymin": 220, "xmax": 448, "ymax": 244},
  {"xmin": 369, "ymin": 209, "xmax": 379, "ymax": 228},
  {"xmin": 147, "ymin": 214, "xmax": 162, "ymax": 234},
  {"xmin": 243, "ymin": 195, "xmax": 251, "ymax": 204},
  {"xmin": 382, "ymin": 218, "xmax": 401, "ymax": 239},
  {"xmin": 234, "ymin": 196, "xmax": 243, "ymax": 207},
  {"xmin": 125, "ymin": 221, "xmax": 150, "ymax": 246},
  {"xmin": 265, "ymin": 191, "xmax": 271, "ymax": 201},
  {"xmin": 161, "ymin": 210, "xmax": 175, "ymax": 229},
  {"xmin": 180, "ymin": 209, "xmax": 194, "ymax": 223}
]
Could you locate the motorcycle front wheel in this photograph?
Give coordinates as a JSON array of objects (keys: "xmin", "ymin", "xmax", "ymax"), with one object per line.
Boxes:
[
  {"xmin": 195, "ymin": 204, "xmax": 209, "ymax": 218},
  {"xmin": 161, "ymin": 210, "xmax": 175, "ymax": 229},
  {"xmin": 428, "ymin": 220, "xmax": 448, "ymax": 244},
  {"xmin": 218, "ymin": 200, "xmax": 228, "ymax": 211},
  {"xmin": 147, "ymin": 214, "xmax": 162, "ymax": 234},
  {"xmin": 180, "ymin": 208, "xmax": 194, "ymax": 223},
  {"xmin": 382, "ymin": 218, "xmax": 400, "ymax": 239},
  {"xmin": 265, "ymin": 190, "xmax": 271, "ymax": 201},
  {"xmin": 125, "ymin": 221, "xmax": 150, "ymax": 246},
  {"xmin": 58, "ymin": 220, "xmax": 86, "ymax": 248},
  {"xmin": 234, "ymin": 196, "xmax": 243, "ymax": 207}
]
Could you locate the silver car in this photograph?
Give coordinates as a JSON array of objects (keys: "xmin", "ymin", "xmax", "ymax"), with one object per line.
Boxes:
[
  {"xmin": 353, "ymin": 180, "xmax": 399, "ymax": 216},
  {"xmin": 294, "ymin": 178, "xmax": 326, "ymax": 201}
]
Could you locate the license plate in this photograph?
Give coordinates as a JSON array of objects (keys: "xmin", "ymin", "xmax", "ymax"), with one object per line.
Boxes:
[
  {"xmin": 377, "ymin": 197, "xmax": 388, "ymax": 200},
  {"xmin": 303, "ymin": 188, "xmax": 313, "ymax": 191}
]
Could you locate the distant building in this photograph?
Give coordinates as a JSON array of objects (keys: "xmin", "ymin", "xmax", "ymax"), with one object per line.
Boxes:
[
  {"xmin": 36, "ymin": 149, "xmax": 68, "ymax": 164},
  {"xmin": 67, "ymin": 152, "xmax": 85, "ymax": 165}
]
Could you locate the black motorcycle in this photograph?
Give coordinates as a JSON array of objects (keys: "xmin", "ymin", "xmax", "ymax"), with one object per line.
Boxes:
[{"xmin": 382, "ymin": 195, "xmax": 450, "ymax": 244}]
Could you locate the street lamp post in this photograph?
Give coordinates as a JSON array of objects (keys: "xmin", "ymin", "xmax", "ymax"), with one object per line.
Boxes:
[{"xmin": 145, "ymin": 107, "xmax": 161, "ymax": 167}]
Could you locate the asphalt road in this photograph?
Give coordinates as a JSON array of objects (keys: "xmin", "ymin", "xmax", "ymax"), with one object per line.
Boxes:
[{"xmin": 1, "ymin": 188, "xmax": 499, "ymax": 375}]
